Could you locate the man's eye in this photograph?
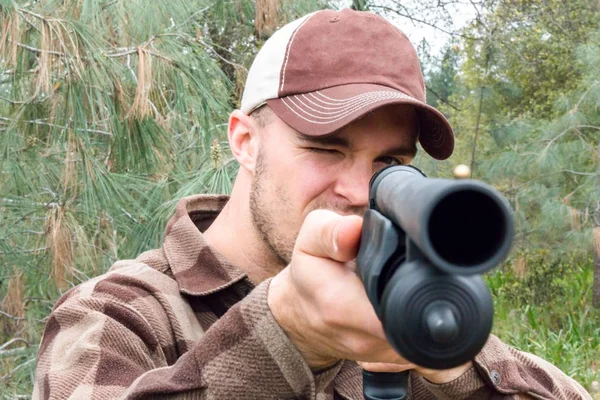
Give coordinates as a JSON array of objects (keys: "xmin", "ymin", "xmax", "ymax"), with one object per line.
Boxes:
[
  {"xmin": 377, "ymin": 156, "xmax": 403, "ymax": 166},
  {"xmin": 308, "ymin": 147, "xmax": 342, "ymax": 155}
]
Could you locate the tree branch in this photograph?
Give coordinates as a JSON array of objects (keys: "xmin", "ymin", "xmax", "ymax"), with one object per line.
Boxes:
[
  {"xmin": 0, "ymin": 311, "xmax": 26, "ymax": 321},
  {"xmin": 0, "ymin": 338, "xmax": 29, "ymax": 351},
  {"xmin": 0, "ymin": 95, "xmax": 28, "ymax": 105},
  {"xmin": 502, "ymin": 170, "xmax": 598, "ymax": 194},
  {"xmin": 0, "ymin": 116, "xmax": 112, "ymax": 136},
  {"xmin": 541, "ymin": 124, "xmax": 600, "ymax": 155},
  {"xmin": 0, "ymin": 247, "xmax": 49, "ymax": 255},
  {"xmin": 370, "ymin": 4, "xmax": 479, "ymax": 40},
  {"xmin": 425, "ymin": 85, "xmax": 462, "ymax": 111}
]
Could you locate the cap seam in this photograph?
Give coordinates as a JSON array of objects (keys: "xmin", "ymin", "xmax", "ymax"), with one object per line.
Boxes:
[
  {"xmin": 280, "ymin": 13, "xmax": 316, "ymax": 93},
  {"xmin": 247, "ymin": 101, "xmax": 267, "ymax": 115}
]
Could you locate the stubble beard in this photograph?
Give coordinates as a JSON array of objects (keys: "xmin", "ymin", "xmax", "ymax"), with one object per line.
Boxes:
[
  {"xmin": 249, "ymin": 152, "xmax": 295, "ymax": 267},
  {"xmin": 249, "ymin": 151, "xmax": 368, "ymax": 268}
]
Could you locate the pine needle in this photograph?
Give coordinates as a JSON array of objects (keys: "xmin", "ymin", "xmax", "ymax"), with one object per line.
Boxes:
[
  {"xmin": 62, "ymin": 131, "xmax": 77, "ymax": 196},
  {"xmin": 128, "ymin": 47, "xmax": 153, "ymax": 119},
  {"xmin": 36, "ymin": 20, "xmax": 53, "ymax": 96},
  {"xmin": 44, "ymin": 206, "xmax": 73, "ymax": 289},
  {"xmin": 6, "ymin": 10, "xmax": 20, "ymax": 67},
  {"xmin": 0, "ymin": 13, "xmax": 12, "ymax": 64},
  {"xmin": 0, "ymin": 272, "xmax": 25, "ymax": 337}
]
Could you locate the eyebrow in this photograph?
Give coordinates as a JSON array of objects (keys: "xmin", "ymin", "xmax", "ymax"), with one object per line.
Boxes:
[
  {"xmin": 295, "ymin": 132, "xmax": 418, "ymax": 157},
  {"xmin": 296, "ymin": 133, "xmax": 352, "ymax": 148}
]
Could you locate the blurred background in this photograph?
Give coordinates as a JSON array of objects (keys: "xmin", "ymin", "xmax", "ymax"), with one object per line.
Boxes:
[{"xmin": 1, "ymin": 0, "xmax": 599, "ymax": 397}]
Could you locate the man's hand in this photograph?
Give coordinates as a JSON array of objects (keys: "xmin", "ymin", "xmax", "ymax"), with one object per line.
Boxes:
[
  {"xmin": 267, "ymin": 209, "xmax": 474, "ymax": 384},
  {"xmin": 268, "ymin": 209, "xmax": 414, "ymax": 370}
]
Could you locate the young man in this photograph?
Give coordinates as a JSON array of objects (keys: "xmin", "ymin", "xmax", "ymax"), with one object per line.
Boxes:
[{"xmin": 34, "ymin": 9, "xmax": 591, "ymax": 399}]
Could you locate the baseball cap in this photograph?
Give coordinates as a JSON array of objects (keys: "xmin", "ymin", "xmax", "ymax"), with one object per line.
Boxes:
[{"xmin": 241, "ymin": 9, "xmax": 454, "ymax": 160}]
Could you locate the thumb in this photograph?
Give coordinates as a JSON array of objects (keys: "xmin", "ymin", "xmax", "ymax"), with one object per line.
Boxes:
[{"xmin": 295, "ymin": 209, "xmax": 363, "ymax": 262}]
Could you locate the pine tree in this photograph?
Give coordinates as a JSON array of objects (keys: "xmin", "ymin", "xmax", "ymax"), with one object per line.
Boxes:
[
  {"xmin": 424, "ymin": 45, "xmax": 459, "ymax": 111},
  {"xmin": 478, "ymin": 28, "xmax": 600, "ymax": 304},
  {"xmin": 461, "ymin": 0, "xmax": 599, "ymax": 119}
]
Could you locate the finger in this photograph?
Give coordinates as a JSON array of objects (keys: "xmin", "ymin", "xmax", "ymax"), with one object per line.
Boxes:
[
  {"xmin": 295, "ymin": 209, "xmax": 363, "ymax": 262},
  {"xmin": 359, "ymin": 362, "xmax": 416, "ymax": 373}
]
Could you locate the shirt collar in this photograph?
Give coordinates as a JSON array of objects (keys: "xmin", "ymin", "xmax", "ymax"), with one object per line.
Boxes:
[{"xmin": 162, "ymin": 194, "xmax": 248, "ymax": 296}]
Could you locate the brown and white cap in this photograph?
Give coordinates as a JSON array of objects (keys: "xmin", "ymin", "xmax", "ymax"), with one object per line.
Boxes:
[{"xmin": 241, "ymin": 9, "xmax": 454, "ymax": 160}]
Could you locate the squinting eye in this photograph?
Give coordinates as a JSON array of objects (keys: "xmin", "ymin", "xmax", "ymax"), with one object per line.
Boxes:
[{"xmin": 308, "ymin": 147, "xmax": 342, "ymax": 156}]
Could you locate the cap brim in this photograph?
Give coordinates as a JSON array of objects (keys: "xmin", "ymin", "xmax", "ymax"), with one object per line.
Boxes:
[{"xmin": 267, "ymin": 83, "xmax": 454, "ymax": 160}]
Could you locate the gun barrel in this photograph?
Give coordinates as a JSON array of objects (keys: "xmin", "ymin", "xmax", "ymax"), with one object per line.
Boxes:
[{"xmin": 370, "ymin": 166, "xmax": 514, "ymax": 274}]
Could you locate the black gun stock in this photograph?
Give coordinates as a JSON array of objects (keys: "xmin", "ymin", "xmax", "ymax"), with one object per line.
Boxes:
[{"xmin": 356, "ymin": 165, "xmax": 514, "ymax": 399}]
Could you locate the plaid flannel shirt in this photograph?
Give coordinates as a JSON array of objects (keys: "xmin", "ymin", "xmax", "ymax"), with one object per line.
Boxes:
[{"xmin": 33, "ymin": 194, "xmax": 592, "ymax": 399}]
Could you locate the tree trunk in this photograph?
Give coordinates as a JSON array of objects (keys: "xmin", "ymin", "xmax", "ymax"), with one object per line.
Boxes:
[{"xmin": 593, "ymin": 224, "xmax": 600, "ymax": 308}]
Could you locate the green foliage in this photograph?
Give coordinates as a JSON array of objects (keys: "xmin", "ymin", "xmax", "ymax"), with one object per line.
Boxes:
[
  {"xmin": 500, "ymin": 250, "xmax": 583, "ymax": 305},
  {"xmin": 431, "ymin": 2, "xmax": 600, "ymax": 255},
  {"xmin": 423, "ymin": 44, "xmax": 459, "ymax": 110},
  {"xmin": 487, "ymin": 256, "xmax": 600, "ymax": 389},
  {"xmin": 461, "ymin": 0, "xmax": 599, "ymax": 119},
  {"xmin": 476, "ymin": 38, "xmax": 600, "ymax": 253}
]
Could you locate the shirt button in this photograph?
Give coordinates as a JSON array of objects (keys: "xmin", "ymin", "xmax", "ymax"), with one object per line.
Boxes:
[{"xmin": 490, "ymin": 370, "xmax": 502, "ymax": 386}]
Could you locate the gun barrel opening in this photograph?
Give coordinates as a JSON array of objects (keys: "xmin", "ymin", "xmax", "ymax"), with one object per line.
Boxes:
[{"xmin": 427, "ymin": 189, "xmax": 508, "ymax": 268}]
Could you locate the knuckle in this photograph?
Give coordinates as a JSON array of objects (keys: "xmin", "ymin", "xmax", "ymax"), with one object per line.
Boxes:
[{"xmin": 346, "ymin": 336, "xmax": 374, "ymax": 359}]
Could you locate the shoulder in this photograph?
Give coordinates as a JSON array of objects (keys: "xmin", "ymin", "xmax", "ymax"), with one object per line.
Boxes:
[
  {"xmin": 50, "ymin": 254, "xmax": 201, "ymax": 344},
  {"xmin": 55, "ymin": 255, "xmax": 178, "ymax": 307}
]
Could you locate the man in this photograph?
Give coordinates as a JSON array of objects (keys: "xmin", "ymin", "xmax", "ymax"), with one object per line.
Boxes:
[{"xmin": 34, "ymin": 8, "xmax": 591, "ymax": 399}]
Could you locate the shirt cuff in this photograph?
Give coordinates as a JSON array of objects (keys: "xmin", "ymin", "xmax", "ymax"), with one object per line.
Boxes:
[
  {"xmin": 414, "ymin": 365, "xmax": 488, "ymax": 399},
  {"xmin": 239, "ymin": 278, "xmax": 341, "ymax": 397}
]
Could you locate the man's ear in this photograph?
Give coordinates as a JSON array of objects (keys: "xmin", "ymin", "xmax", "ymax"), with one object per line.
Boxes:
[{"xmin": 228, "ymin": 110, "xmax": 261, "ymax": 173}]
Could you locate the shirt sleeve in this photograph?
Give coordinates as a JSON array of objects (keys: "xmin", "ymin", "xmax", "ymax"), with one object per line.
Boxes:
[
  {"xmin": 409, "ymin": 334, "xmax": 592, "ymax": 399},
  {"xmin": 33, "ymin": 278, "xmax": 338, "ymax": 399}
]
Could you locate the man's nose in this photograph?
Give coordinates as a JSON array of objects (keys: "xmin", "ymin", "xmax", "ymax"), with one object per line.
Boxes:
[{"xmin": 332, "ymin": 162, "xmax": 372, "ymax": 209}]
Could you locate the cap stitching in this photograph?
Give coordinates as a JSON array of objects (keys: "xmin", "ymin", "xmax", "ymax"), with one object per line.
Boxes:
[
  {"xmin": 282, "ymin": 95, "xmax": 447, "ymax": 148},
  {"xmin": 307, "ymin": 92, "xmax": 408, "ymax": 108},
  {"xmin": 283, "ymin": 93, "xmax": 410, "ymax": 122},
  {"xmin": 310, "ymin": 90, "xmax": 405, "ymax": 104},
  {"xmin": 280, "ymin": 13, "xmax": 315, "ymax": 93},
  {"xmin": 306, "ymin": 91, "xmax": 416, "ymax": 110},
  {"xmin": 290, "ymin": 94, "xmax": 414, "ymax": 119},
  {"xmin": 312, "ymin": 91, "xmax": 446, "ymax": 144},
  {"xmin": 298, "ymin": 93, "xmax": 373, "ymax": 112},
  {"xmin": 285, "ymin": 93, "xmax": 413, "ymax": 121},
  {"xmin": 295, "ymin": 92, "xmax": 413, "ymax": 116}
]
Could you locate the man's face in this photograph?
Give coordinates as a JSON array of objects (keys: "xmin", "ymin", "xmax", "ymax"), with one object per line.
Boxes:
[{"xmin": 249, "ymin": 104, "xmax": 419, "ymax": 266}]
